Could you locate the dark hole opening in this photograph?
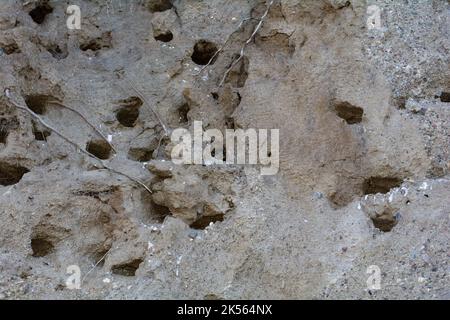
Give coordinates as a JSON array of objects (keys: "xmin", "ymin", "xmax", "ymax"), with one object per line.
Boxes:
[
  {"xmin": 24, "ymin": 95, "xmax": 51, "ymax": 115},
  {"xmin": 111, "ymin": 258, "xmax": 143, "ymax": 276},
  {"xmin": 31, "ymin": 236, "xmax": 54, "ymax": 257},
  {"xmin": 191, "ymin": 40, "xmax": 218, "ymax": 65},
  {"xmin": 154, "ymin": 30, "xmax": 173, "ymax": 42},
  {"xmin": 334, "ymin": 102, "xmax": 364, "ymax": 124},
  {"xmin": 363, "ymin": 177, "xmax": 402, "ymax": 195},
  {"xmin": 29, "ymin": 3, "xmax": 53, "ymax": 24},
  {"xmin": 148, "ymin": 0, "xmax": 173, "ymax": 12},
  {"xmin": 86, "ymin": 139, "xmax": 112, "ymax": 160},
  {"xmin": 190, "ymin": 214, "xmax": 224, "ymax": 230},
  {"xmin": 117, "ymin": 107, "xmax": 140, "ymax": 127},
  {"xmin": 178, "ymin": 103, "xmax": 190, "ymax": 124},
  {"xmin": 0, "ymin": 162, "xmax": 29, "ymax": 186},
  {"xmin": 116, "ymin": 97, "xmax": 143, "ymax": 127},
  {"xmin": 150, "ymin": 201, "xmax": 171, "ymax": 223}
]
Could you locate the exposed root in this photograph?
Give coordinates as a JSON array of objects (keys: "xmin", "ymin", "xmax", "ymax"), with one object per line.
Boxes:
[
  {"xmin": 5, "ymin": 89, "xmax": 152, "ymax": 194},
  {"xmin": 81, "ymin": 247, "xmax": 113, "ymax": 284},
  {"xmin": 218, "ymin": 0, "xmax": 275, "ymax": 87},
  {"xmin": 194, "ymin": 16, "xmax": 263, "ymax": 77},
  {"xmin": 47, "ymin": 99, "xmax": 117, "ymax": 154},
  {"xmin": 115, "ymin": 71, "xmax": 170, "ymax": 136}
]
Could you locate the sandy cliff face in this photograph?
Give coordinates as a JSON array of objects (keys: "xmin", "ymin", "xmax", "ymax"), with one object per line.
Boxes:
[{"xmin": 0, "ymin": 0, "xmax": 448, "ymax": 299}]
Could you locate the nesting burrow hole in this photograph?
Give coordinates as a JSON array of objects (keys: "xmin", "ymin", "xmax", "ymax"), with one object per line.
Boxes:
[
  {"xmin": 0, "ymin": 162, "xmax": 29, "ymax": 186},
  {"xmin": 177, "ymin": 102, "xmax": 190, "ymax": 124},
  {"xmin": 190, "ymin": 214, "xmax": 224, "ymax": 230},
  {"xmin": 30, "ymin": 222, "xmax": 69, "ymax": 257},
  {"xmin": 24, "ymin": 94, "xmax": 54, "ymax": 115},
  {"xmin": 149, "ymin": 201, "xmax": 171, "ymax": 223},
  {"xmin": 86, "ymin": 139, "xmax": 112, "ymax": 160},
  {"xmin": 154, "ymin": 30, "xmax": 173, "ymax": 42},
  {"xmin": 334, "ymin": 101, "xmax": 364, "ymax": 124},
  {"xmin": 116, "ymin": 97, "xmax": 143, "ymax": 127},
  {"xmin": 148, "ymin": 0, "xmax": 173, "ymax": 12},
  {"xmin": 362, "ymin": 177, "xmax": 403, "ymax": 195},
  {"xmin": 141, "ymin": 191, "xmax": 171, "ymax": 223},
  {"xmin": 111, "ymin": 258, "xmax": 143, "ymax": 276},
  {"xmin": 191, "ymin": 40, "xmax": 218, "ymax": 65},
  {"xmin": 31, "ymin": 236, "xmax": 54, "ymax": 257},
  {"xmin": 29, "ymin": 2, "xmax": 53, "ymax": 24}
]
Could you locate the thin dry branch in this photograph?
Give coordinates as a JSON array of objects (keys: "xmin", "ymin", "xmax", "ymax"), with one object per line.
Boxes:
[
  {"xmin": 115, "ymin": 72, "xmax": 170, "ymax": 136},
  {"xmin": 5, "ymin": 89, "xmax": 152, "ymax": 194},
  {"xmin": 47, "ymin": 99, "xmax": 117, "ymax": 154},
  {"xmin": 194, "ymin": 17, "xmax": 260, "ymax": 76},
  {"xmin": 219, "ymin": 0, "xmax": 275, "ymax": 87},
  {"xmin": 81, "ymin": 247, "xmax": 112, "ymax": 284}
]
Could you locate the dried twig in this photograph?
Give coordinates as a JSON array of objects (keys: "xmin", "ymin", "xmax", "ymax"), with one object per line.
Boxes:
[
  {"xmin": 115, "ymin": 73, "xmax": 171, "ymax": 160},
  {"xmin": 115, "ymin": 72, "xmax": 170, "ymax": 136},
  {"xmin": 5, "ymin": 89, "xmax": 152, "ymax": 194},
  {"xmin": 81, "ymin": 247, "xmax": 113, "ymax": 284},
  {"xmin": 47, "ymin": 99, "xmax": 117, "ymax": 154},
  {"xmin": 194, "ymin": 17, "xmax": 260, "ymax": 76},
  {"xmin": 218, "ymin": 0, "xmax": 275, "ymax": 87}
]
